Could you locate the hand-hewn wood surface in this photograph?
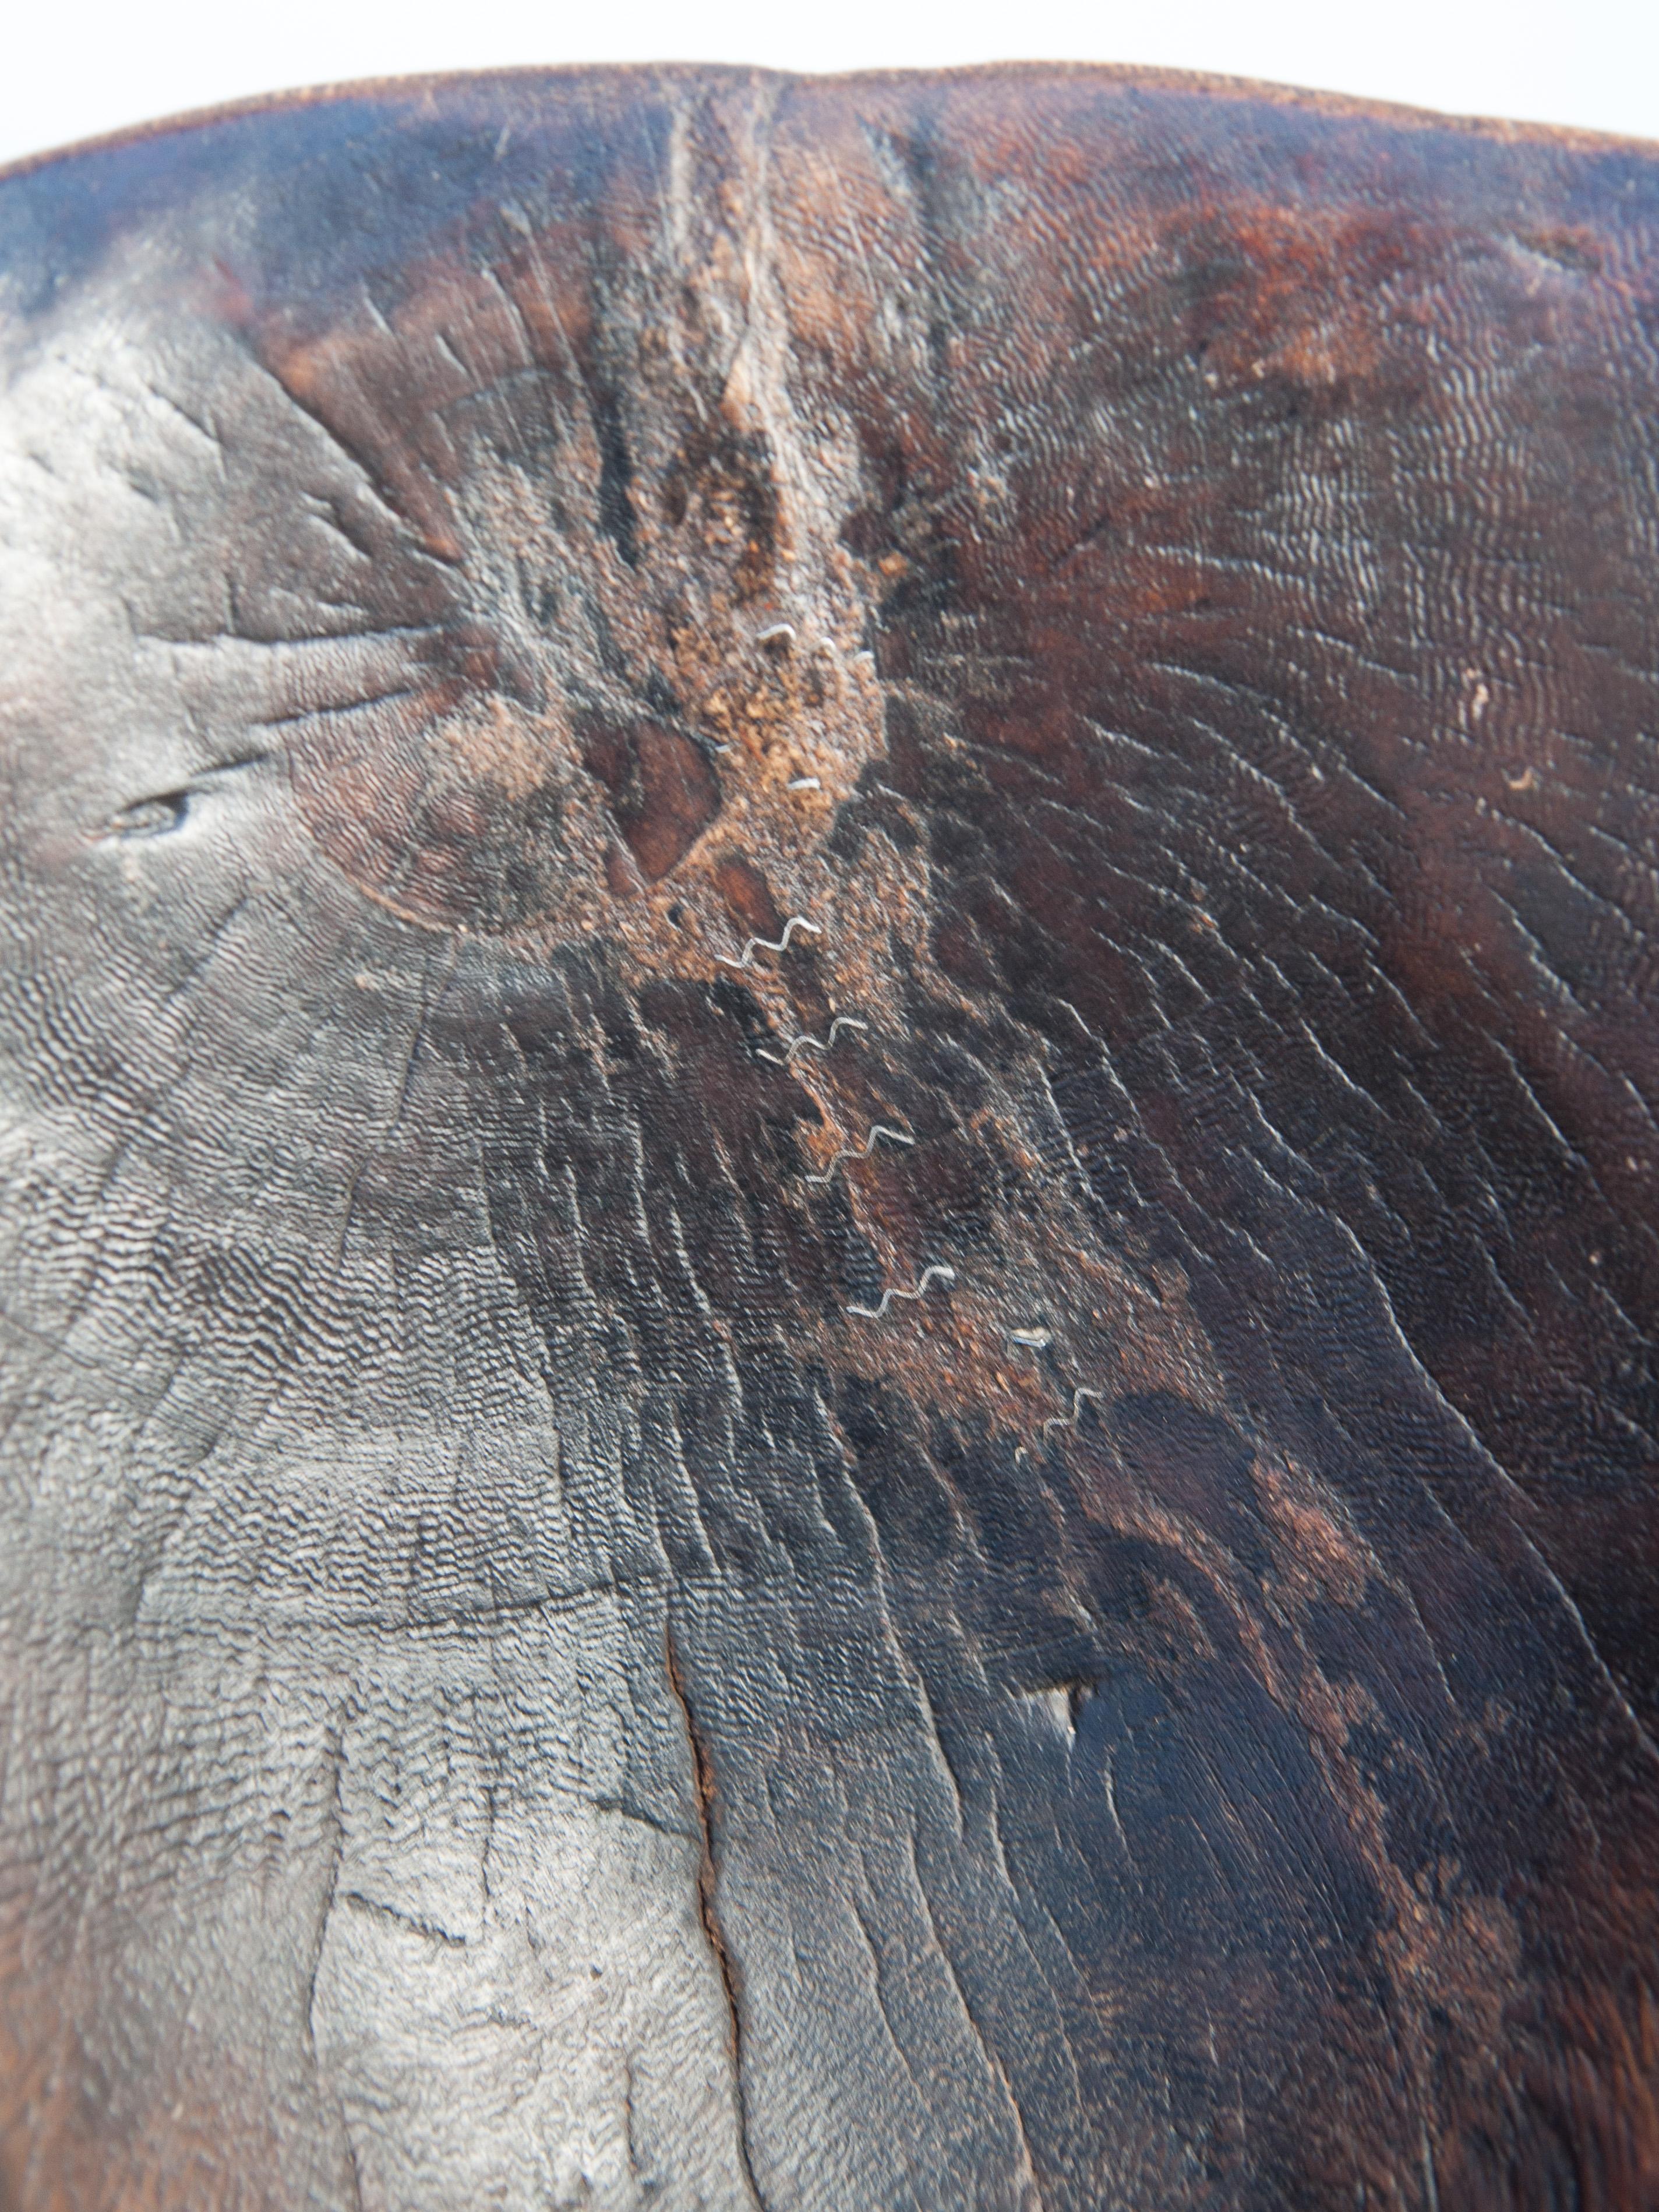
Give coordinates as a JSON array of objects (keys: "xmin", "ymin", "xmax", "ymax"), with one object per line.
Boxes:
[{"xmin": 1, "ymin": 62, "xmax": 1657, "ymax": 2211}]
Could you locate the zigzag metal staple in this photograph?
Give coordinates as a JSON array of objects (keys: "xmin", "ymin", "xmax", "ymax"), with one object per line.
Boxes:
[
  {"xmin": 805, "ymin": 1123, "xmax": 914, "ymax": 1187},
  {"xmin": 714, "ymin": 917, "xmax": 821, "ymax": 971},
  {"xmin": 846, "ymin": 1264, "xmax": 956, "ymax": 1321},
  {"xmin": 1042, "ymin": 1387, "xmax": 1106, "ymax": 1439},
  {"xmin": 757, "ymin": 1015, "xmax": 870, "ymax": 1067}
]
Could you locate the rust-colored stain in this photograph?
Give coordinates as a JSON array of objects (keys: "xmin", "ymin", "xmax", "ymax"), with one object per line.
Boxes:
[{"xmin": 580, "ymin": 718, "xmax": 723, "ymax": 880}]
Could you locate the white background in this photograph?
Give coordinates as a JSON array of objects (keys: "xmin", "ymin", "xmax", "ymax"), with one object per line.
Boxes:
[{"xmin": 2, "ymin": 0, "xmax": 1655, "ymax": 172}]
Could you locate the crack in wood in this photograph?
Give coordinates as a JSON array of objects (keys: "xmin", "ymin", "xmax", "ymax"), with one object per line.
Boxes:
[{"xmin": 664, "ymin": 1623, "xmax": 768, "ymax": 2211}]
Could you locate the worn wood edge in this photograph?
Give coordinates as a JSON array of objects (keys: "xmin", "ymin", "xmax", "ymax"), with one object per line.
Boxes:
[{"xmin": 1, "ymin": 56, "xmax": 1654, "ymax": 195}]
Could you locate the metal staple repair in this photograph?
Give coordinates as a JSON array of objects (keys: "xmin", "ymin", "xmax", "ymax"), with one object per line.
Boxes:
[
  {"xmin": 716, "ymin": 870, "xmax": 1087, "ymax": 1464},
  {"xmin": 846, "ymin": 1264, "xmax": 956, "ymax": 1321},
  {"xmin": 757, "ymin": 1015, "xmax": 870, "ymax": 1068},
  {"xmin": 806, "ymin": 1123, "xmax": 915, "ymax": 1187},
  {"xmin": 715, "ymin": 917, "xmax": 821, "ymax": 971},
  {"xmin": 1042, "ymin": 1387, "xmax": 1106, "ymax": 1439}
]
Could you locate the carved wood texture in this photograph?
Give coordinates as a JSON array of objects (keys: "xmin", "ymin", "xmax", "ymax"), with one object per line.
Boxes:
[{"xmin": 1, "ymin": 65, "xmax": 1657, "ymax": 2211}]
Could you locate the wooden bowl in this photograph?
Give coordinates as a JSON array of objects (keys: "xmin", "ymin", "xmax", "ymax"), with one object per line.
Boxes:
[{"xmin": 1, "ymin": 65, "xmax": 1656, "ymax": 2209}]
